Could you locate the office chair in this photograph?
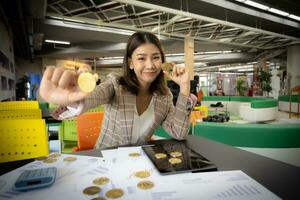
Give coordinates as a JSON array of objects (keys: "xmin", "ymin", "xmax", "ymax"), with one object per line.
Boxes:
[{"xmin": 72, "ymin": 112, "xmax": 104, "ymax": 152}]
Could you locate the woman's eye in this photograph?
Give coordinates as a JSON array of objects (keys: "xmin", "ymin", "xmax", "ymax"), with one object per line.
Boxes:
[
  {"xmin": 153, "ymin": 56, "xmax": 160, "ymax": 60},
  {"xmin": 138, "ymin": 57, "xmax": 145, "ymax": 61}
]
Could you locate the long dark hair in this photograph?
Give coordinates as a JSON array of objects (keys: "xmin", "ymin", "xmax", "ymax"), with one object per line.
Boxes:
[{"xmin": 119, "ymin": 31, "xmax": 168, "ymax": 95}]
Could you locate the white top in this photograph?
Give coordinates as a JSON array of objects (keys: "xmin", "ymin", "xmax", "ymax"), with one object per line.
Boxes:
[{"xmin": 131, "ymin": 97, "xmax": 155, "ymax": 143}]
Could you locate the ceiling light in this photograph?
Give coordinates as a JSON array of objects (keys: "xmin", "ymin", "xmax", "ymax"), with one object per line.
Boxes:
[
  {"xmin": 45, "ymin": 39, "xmax": 70, "ymax": 45},
  {"xmin": 50, "ymin": 16, "xmax": 85, "ymax": 23},
  {"xmin": 268, "ymin": 8, "xmax": 289, "ymax": 16},
  {"xmin": 244, "ymin": 0, "xmax": 269, "ymax": 10},
  {"xmin": 238, "ymin": 68, "xmax": 254, "ymax": 72},
  {"xmin": 289, "ymin": 14, "xmax": 300, "ymax": 21}
]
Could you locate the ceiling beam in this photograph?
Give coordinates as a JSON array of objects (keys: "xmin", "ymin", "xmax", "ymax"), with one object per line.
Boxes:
[
  {"xmin": 114, "ymin": 0, "xmax": 300, "ymax": 41},
  {"xmin": 197, "ymin": 0, "xmax": 300, "ymax": 29}
]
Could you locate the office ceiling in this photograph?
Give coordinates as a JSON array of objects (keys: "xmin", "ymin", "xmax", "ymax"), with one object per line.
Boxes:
[{"xmin": 1, "ymin": 0, "xmax": 300, "ymax": 67}]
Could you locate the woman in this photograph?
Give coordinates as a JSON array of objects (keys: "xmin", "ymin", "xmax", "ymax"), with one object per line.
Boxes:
[{"xmin": 39, "ymin": 31, "xmax": 195, "ymax": 149}]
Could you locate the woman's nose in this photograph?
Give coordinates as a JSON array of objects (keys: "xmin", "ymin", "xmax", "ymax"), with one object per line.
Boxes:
[{"xmin": 145, "ymin": 58, "xmax": 155, "ymax": 69}]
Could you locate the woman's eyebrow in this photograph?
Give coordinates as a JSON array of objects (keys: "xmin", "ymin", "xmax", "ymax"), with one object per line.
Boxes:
[
  {"xmin": 136, "ymin": 52, "xmax": 160, "ymax": 56},
  {"xmin": 152, "ymin": 53, "xmax": 160, "ymax": 56}
]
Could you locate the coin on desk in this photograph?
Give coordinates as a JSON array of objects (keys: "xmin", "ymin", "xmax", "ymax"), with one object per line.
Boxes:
[
  {"xmin": 137, "ymin": 180, "xmax": 154, "ymax": 190},
  {"xmin": 91, "ymin": 197, "xmax": 106, "ymax": 200},
  {"xmin": 49, "ymin": 153, "xmax": 61, "ymax": 158},
  {"xmin": 154, "ymin": 153, "xmax": 167, "ymax": 159},
  {"xmin": 134, "ymin": 170, "xmax": 151, "ymax": 178},
  {"xmin": 63, "ymin": 156, "xmax": 77, "ymax": 162},
  {"xmin": 170, "ymin": 151, "xmax": 182, "ymax": 157},
  {"xmin": 43, "ymin": 158, "xmax": 57, "ymax": 163},
  {"xmin": 168, "ymin": 157, "xmax": 182, "ymax": 164},
  {"xmin": 83, "ymin": 186, "xmax": 101, "ymax": 195},
  {"xmin": 36, "ymin": 156, "xmax": 48, "ymax": 161},
  {"xmin": 129, "ymin": 152, "xmax": 141, "ymax": 157},
  {"xmin": 105, "ymin": 188, "xmax": 124, "ymax": 199},
  {"xmin": 93, "ymin": 177, "xmax": 110, "ymax": 185}
]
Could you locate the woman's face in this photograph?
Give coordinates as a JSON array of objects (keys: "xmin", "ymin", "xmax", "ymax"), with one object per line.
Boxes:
[{"xmin": 130, "ymin": 43, "xmax": 162, "ymax": 87}]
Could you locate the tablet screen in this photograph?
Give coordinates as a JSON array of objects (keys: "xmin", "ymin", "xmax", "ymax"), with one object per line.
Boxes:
[{"xmin": 142, "ymin": 140, "xmax": 217, "ymax": 175}]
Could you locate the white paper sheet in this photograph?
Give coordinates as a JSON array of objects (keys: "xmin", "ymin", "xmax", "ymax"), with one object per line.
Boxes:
[{"xmin": 0, "ymin": 148, "xmax": 281, "ymax": 200}]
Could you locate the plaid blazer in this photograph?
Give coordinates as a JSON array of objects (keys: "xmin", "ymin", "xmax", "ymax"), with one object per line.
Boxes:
[{"xmin": 57, "ymin": 73, "xmax": 193, "ymax": 150}]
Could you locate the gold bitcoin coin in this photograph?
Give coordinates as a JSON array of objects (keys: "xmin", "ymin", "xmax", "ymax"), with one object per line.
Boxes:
[
  {"xmin": 36, "ymin": 156, "xmax": 48, "ymax": 161},
  {"xmin": 105, "ymin": 188, "xmax": 124, "ymax": 199},
  {"xmin": 154, "ymin": 153, "xmax": 167, "ymax": 159},
  {"xmin": 63, "ymin": 157, "xmax": 77, "ymax": 162},
  {"xmin": 82, "ymin": 186, "xmax": 101, "ymax": 195},
  {"xmin": 161, "ymin": 63, "xmax": 173, "ymax": 73},
  {"xmin": 43, "ymin": 158, "xmax": 57, "ymax": 163},
  {"xmin": 137, "ymin": 180, "xmax": 154, "ymax": 190},
  {"xmin": 168, "ymin": 157, "xmax": 182, "ymax": 164},
  {"xmin": 134, "ymin": 170, "xmax": 151, "ymax": 178},
  {"xmin": 91, "ymin": 197, "xmax": 106, "ymax": 200},
  {"xmin": 170, "ymin": 151, "xmax": 182, "ymax": 157},
  {"xmin": 129, "ymin": 152, "xmax": 141, "ymax": 157},
  {"xmin": 78, "ymin": 72, "xmax": 97, "ymax": 93},
  {"xmin": 93, "ymin": 177, "xmax": 110, "ymax": 185},
  {"xmin": 49, "ymin": 153, "xmax": 61, "ymax": 158}
]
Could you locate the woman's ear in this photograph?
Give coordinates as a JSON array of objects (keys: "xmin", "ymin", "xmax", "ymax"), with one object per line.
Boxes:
[{"xmin": 128, "ymin": 58, "xmax": 133, "ymax": 69}]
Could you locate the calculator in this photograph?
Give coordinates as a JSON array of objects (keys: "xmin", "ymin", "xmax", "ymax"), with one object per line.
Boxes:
[{"xmin": 14, "ymin": 167, "xmax": 57, "ymax": 191}]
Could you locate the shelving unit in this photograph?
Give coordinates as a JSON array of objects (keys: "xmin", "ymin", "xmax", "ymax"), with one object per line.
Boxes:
[{"xmin": 0, "ymin": 20, "xmax": 15, "ymax": 101}]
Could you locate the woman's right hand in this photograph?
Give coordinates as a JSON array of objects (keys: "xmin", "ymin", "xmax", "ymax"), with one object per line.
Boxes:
[{"xmin": 39, "ymin": 66, "xmax": 89, "ymax": 105}]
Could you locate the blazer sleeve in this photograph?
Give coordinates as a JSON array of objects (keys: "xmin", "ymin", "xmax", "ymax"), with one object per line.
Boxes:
[{"xmin": 161, "ymin": 92, "xmax": 193, "ymax": 140}]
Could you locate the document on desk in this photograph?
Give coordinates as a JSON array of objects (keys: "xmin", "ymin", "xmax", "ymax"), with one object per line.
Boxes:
[{"xmin": 0, "ymin": 148, "xmax": 281, "ymax": 200}]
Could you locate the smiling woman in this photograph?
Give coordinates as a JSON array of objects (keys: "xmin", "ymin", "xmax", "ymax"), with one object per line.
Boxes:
[{"xmin": 39, "ymin": 31, "xmax": 196, "ymax": 150}]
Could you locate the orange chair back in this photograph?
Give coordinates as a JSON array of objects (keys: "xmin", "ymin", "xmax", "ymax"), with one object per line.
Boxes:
[
  {"xmin": 76, "ymin": 112, "xmax": 104, "ymax": 151},
  {"xmin": 190, "ymin": 111, "xmax": 202, "ymax": 127}
]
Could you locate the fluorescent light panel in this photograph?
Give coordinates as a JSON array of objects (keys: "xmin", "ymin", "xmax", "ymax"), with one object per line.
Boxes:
[
  {"xmin": 244, "ymin": 0, "xmax": 269, "ymax": 10},
  {"xmin": 289, "ymin": 14, "xmax": 300, "ymax": 21},
  {"xmin": 268, "ymin": 8, "xmax": 289, "ymax": 16},
  {"xmin": 45, "ymin": 39, "xmax": 70, "ymax": 45},
  {"xmin": 235, "ymin": 0, "xmax": 300, "ymax": 21},
  {"xmin": 50, "ymin": 16, "xmax": 85, "ymax": 23}
]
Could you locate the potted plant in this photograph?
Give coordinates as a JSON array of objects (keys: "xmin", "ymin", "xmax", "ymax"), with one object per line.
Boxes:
[
  {"xmin": 235, "ymin": 77, "xmax": 248, "ymax": 96},
  {"xmin": 259, "ymin": 69, "xmax": 272, "ymax": 97}
]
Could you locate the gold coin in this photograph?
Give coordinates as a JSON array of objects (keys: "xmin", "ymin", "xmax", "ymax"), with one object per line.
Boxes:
[
  {"xmin": 134, "ymin": 170, "xmax": 151, "ymax": 178},
  {"xmin": 43, "ymin": 158, "xmax": 57, "ymax": 163},
  {"xmin": 129, "ymin": 152, "xmax": 141, "ymax": 157},
  {"xmin": 161, "ymin": 63, "xmax": 173, "ymax": 73},
  {"xmin": 168, "ymin": 157, "xmax": 182, "ymax": 164},
  {"xmin": 63, "ymin": 157, "xmax": 77, "ymax": 161},
  {"xmin": 154, "ymin": 153, "xmax": 167, "ymax": 159},
  {"xmin": 36, "ymin": 156, "xmax": 48, "ymax": 161},
  {"xmin": 93, "ymin": 177, "xmax": 110, "ymax": 185},
  {"xmin": 49, "ymin": 153, "xmax": 61, "ymax": 158},
  {"xmin": 83, "ymin": 186, "xmax": 101, "ymax": 195},
  {"xmin": 170, "ymin": 151, "xmax": 182, "ymax": 157},
  {"xmin": 105, "ymin": 188, "xmax": 124, "ymax": 199},
  {"xmin": 137, "ymin": 180, "xmax": 154, "ymax": 190},
  {"xmin": 78, "ymin": 72, "xmax": 97, "ymax": 93},
  {"xmin": 91, "ymin": 197, "xmax": 106, "ymax": 200}
]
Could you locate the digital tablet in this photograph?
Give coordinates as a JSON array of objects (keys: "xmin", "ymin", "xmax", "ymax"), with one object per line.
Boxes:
[{"xmin": 142, "ymin": 139, "xmax": 217, "ymax": 175}]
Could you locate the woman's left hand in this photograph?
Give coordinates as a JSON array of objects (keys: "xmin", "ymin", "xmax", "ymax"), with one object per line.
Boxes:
[{"xmin": 163, "ymin": 63, "xmax": 190, "ymax": 96}]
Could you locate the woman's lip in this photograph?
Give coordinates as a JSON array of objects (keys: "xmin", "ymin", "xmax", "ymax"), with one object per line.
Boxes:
[
  {"xmin": 143, "ymin": 71, "xmax": 157, "ymax": 74},
  {"xmin": 143, "ymin": 72, "xmax": 157, "ymax": 76}
]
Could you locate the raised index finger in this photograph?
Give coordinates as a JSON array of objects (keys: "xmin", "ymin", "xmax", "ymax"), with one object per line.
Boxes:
[{"xmin": 43, "ymin": 66, "xmax": 56, "ymax": 80}]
